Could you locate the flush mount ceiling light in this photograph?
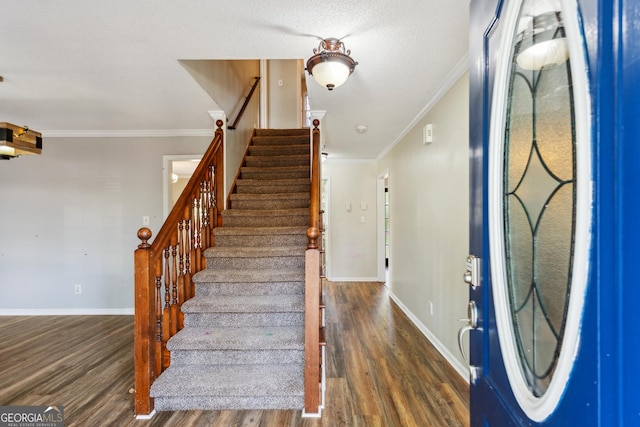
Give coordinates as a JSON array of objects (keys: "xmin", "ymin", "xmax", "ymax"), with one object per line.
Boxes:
[
  {"xmin": 516, "ymin": 11, "xmax": 568, "ymax": 70},
  {"xmin": 306, "ymin": 38, "xmax": 358, "ymax": 91},
  {"xmin": 0, "ymin": 122, "xmax": 43, "ymax": 160}
]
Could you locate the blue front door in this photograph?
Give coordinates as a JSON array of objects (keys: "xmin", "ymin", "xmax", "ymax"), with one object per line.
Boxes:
[{"xmin": 466, "ymin": 0, "xmax": 640, "ymax": 425}]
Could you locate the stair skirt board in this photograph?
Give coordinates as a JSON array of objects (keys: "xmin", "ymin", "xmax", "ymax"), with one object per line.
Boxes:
[{"xmin": 150, "ymin": 128, "xmax": 313, "ymax": 413}]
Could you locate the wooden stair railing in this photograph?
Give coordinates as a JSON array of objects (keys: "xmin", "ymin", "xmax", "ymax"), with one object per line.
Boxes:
[
  {"xmin": 134, "ymin": 120, "xmax": 225, "ymax": 417},
  {"xmin": 304, "ymin": 119, "xmax": 325, "ymax": 415},
  {"xmin": 228, "ymin": 77, "xmax": 260, "ymax": 130}
]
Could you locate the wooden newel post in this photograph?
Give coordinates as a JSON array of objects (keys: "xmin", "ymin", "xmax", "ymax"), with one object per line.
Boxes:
[
  {"xmin": 215, "ymin": 119, "xmax": 224, "ymax": 138},
  {"xmin": 308, "ymin": 119, "xmax": 321, "ymax": 249},
  {"xmin": 134, "ymin": 227, "xmax": 156, "ymax": 416},
  {"xmin": 304, "ymin": 118, "xmax": 323, "ymax": 414}
]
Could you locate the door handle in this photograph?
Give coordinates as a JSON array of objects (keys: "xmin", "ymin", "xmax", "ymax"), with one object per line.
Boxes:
[{"xmin": 458, "ymin": 300, "xmax": 481, "ymax": 384}]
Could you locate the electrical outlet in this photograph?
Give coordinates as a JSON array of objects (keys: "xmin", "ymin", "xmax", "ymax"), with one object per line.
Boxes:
[
  {"xmin": 75, "ymin": 284, "xmax": 82, "ymax": 295},
  {"xmin": 429, "ymin": 301, "xmax": 433, "ymax": 316},
  {"xmin": 142, "ymin": 216, "xmax": 150, "ymax": 226}
]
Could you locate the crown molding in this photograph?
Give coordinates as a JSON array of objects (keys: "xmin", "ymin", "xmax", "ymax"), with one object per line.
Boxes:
[
  {"xmin": 41, "ymin": 129, "xmax": 215, "ymax": 138},
  {"xmin": 377, "ymin": 52, "xmax": 470, "ymax": 161}
]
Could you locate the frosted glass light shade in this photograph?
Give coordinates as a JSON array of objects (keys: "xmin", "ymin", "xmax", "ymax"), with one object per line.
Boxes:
[
  {"xmin": 517, "ymin": 38, "xmax": 569, "ymax": 70},
  {"xmin": 0, "ymin": 145, "xmax": 16, "ymax": 156},
  {"xmin": 311, "ymin": 61, "xmax": 351, "ymax": 90}
]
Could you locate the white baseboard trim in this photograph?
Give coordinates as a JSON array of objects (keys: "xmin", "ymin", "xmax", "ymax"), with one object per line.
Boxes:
[
  {"xmin": 326, "ymin": 276, "xmax": 381, "ymax": 282},
  {"xmin": 0, "ymin": 308, "xmax": 134, "ymax": 316},
  {"xmin": 388, "ymin": 292, "xmax": 469, "ymax": 383},
  {"xmin": 301, "ymin": 409, "xmax": 322, "ymax": 418},
  {"xmin": 135, "ymin": 410, "xmax": 156, "ymax": 420}
]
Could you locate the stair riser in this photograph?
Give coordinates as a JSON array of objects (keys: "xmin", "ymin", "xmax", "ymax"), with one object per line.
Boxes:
[
  {"xmin": 208, "ymin": 256, "xmax": 304, "ymax": 270},
  {"xmin": 230, "ymin": 198, "xmax": 309, "ymax": 210},
  {"xmin": 154, "ymin": 395, "xmax": 304, "ymax": 412},
  {"xmin": 184, "ymin": 312, "xmax": 304, "ymax": 328},
  {"xmin": 254, "ymin": 129, "xmax": 309, "ymax": 137},
  {"xmin": 214, "ymin": 234, "xmax": 308, "ymax": 247},
  {"xmin": 248, "ymin": 146, "xmax": 309, "ymax": 156},
  {"xmin": 222, "ymin": 215, "xmax": 307, "ymax": 227},
  {"xmin": 235, "ymin": 184, "xmax": 310, "ymax": 194},
  {"xmin": 245, "ymin": 156, "xmax": 309, "ymax": 167},
  {"xmin": 251, "ymin": 135, "xmax": 310, "ymax": 146},
  {"xmin": 193, "ymin": 270, "xmax": 305, "ymax": 283},
  {"xmin": 196, "ymin": 282, "xmax": 304, "ymax": 297},
  {"xmin": 169, "ymin": 349, "xmax": 304, "ymax": 366},
  {"xmin": 241, "ymin": 170, "xmax": 309, "ymax": 180}
]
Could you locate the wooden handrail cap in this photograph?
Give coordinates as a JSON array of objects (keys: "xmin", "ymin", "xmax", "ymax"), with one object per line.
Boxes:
[
  {"xmin": 137, "ymin": 227, "xmax": 152, "ymax": 248},
  {"xmin": 306, "ymin": 227, "xmax": 319, "ymax": 240}
]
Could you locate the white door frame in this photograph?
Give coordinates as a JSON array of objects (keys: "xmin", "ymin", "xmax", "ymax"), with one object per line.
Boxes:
[
  {"xmin": 377, "ymin": 169, "xmax": 389, "ymax": 283},
  {"xmin": 162, "ymin": 154, "xmax": 203, "ymax": 220},
  {"xmin": 321, "ymin": 176, "xmax": 331, "ymax": 281}
]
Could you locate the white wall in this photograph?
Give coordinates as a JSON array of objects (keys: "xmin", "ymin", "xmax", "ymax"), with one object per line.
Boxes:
[
  {"xmin": 377, "ymin": 72, "xmax": 470, "ymax": 374},
  {"xmin": 0, "ymin": 135, "xmax": 211, "ymax": 314},
  {"xmin": 171, "ymin": 177, "xmax": 189, "ymax": 206},
  {"xmin": 267, "ymin": 60, "xmax": 302, "ymax": 129},
  {"xmin": 180, "ymin": 59, "xmax": 261, "ymax": 198},
  {"xmin": 322, "ymin": 161, "xmax": 378, "ymax": 281},
  {"xmin": 319, "ymin": 72, "xmax": 470, "ymax": 375}
]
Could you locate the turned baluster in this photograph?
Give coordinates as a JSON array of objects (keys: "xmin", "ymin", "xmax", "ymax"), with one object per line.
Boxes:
[
  {"xmin": 178, "ymin": 221, "xmax": 185, "ymax": 276},
  {"xmin": 193, "ymin": 197, "xmax": 202, "ymax": 249},
  {"xmin": 162, "ymin": 247, "xmax": 171, "ymax": 370},
  {"xmin": 193, "ymin": 197, "xmax": 203, "ymax": 272},
  {"xmin": 206, "ymin": 164, "xmax": 216, "ymax": 244},
  {"xmin": 200, "ymin": 181, "xmax": 209, "ymax": 228},
  {"xmin": 200, "ymin": 180, "xmax": 211, "ymax": 249},
  {"xmin": 170, "ymin": 244, "xmax": 179, "ymax": 336},
  {"xmin": 155, "ymin": 275, "xmax": 162, "ymax": 374},
  {"xmin": 185, "ymin": 219, "xmax": 194, "ymax": 298},
  {"xmin": 177, "ymin": 221, "xmax": 187, "ymax": 328}
]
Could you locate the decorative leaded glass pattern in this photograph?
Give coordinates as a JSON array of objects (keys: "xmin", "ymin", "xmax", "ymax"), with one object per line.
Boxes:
[{"xmin": 503, "ymin": 0, "xmax": 576, "ymax": 397}]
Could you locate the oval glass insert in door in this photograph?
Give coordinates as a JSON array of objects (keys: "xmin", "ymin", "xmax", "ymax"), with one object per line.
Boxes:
[
  {"xmin": 488, "ymin": 0, "xmax": 592, "ymax": 419},
  {"xmin": 506, "ymin": 3, "xmax": 575, "ymax": 397}
]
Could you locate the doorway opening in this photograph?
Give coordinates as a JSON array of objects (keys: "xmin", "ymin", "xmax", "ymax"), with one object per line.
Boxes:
[
  {"xmin": 377, "ymin": 170, "xmax": 389, "ymax": 285},
  {"xmin": 162, "ymin": 155, "xmax": 202, "ymax": 220}
]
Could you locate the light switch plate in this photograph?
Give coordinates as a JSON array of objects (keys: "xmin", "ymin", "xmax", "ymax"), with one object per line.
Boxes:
[{"xmin": 423, "ymin": 124, "xmax": 433, "ymax": 144}]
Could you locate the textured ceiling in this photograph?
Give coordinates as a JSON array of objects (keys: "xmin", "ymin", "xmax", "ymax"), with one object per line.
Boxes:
[{"xmin": 0, "ymin": 0, "xmax": 469, "ymax": 160}]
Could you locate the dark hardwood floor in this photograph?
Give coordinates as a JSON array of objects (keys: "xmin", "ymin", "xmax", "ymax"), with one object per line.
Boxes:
[{"xmin": 0, "ymin": 281, "xmax": 469, "ymax": 426}]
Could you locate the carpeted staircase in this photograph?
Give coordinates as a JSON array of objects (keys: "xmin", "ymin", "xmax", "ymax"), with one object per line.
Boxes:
[{"xmin": 150, "ymin": 128, "xmax": 310, "ymax": 411}]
